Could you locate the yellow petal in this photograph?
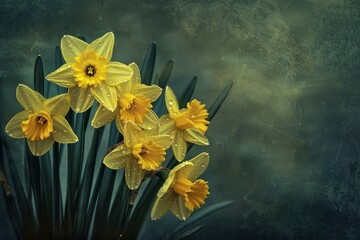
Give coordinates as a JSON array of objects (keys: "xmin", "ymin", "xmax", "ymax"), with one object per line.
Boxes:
[
  {"xmin": 115, "ymin": 115, "xmax": 124, "ymax": 134},
  {"xmin": 52, "ymin": 115, "xmax": 78, "ymax": 143},
  {"xmin": 27, "ymin": 137, "xmax": 54, "ymax": 156},
  {"xmin": 103, "ymin": 144, "xmax": 131, "ymax": 170},
  {"xmin": 43, "ymin": 93, "xmax": 70, "ymax": 116},
  {"xmin": 90, "ymin": 84, "xmax": 117, "ymax": 112},
  {"xmin": 123, "ymin": 121, "xmax": 143, "ymax": 147},
  {"xmin": 91, "ymin": 105, "xmax": 118, "ymax": 128},
  {"xmin": 69, "ymin": 86, "xmax": 94, "ymax": 113},
  {"xmin": 184, "ymin": 128, "xmax": 209, "ymax": 146},
  {"xmin": 16, "ymin": 84, "xmax": 45, "ymax": 113},
  {"xmin": 132, "ymin": 84, "xmax": 162, "ymax": 102},
  {"xmin": 165, "ymin": 86, "xmax": 179, "ymax": 117},
  {"xmin": 159, "ymin": 114, "xmax": 176, "ymax": 135},
  {"xmin": 129, "ymin": 62, "xmax": 141, "ymax": 85},
  {"xmin": 61, "ymin": 35, "xmax": 88, "ymax": 63},
  {"xmin": 88, "ymin": 32, "xmax": 114, "ymax": 62},
  {"xmin": 143, "ymin": 135, "xmax": 172, "ymax": 149},
  {"xmin": 125, "ymin": 158, "xmax": 146, "ymax": 190},
  {"xmin": 5, "ymin": 111, "xmax": 29, "ymax": 138},
  {"xmin": 151, "ymin": 190, "xmax": 175, "ymax": 220},
  {"xmin": 172, "ymin": 130, "xmax": 187, "ymax": 161},
  {"xmin": 139, "ymin": 110, "xmax": 159, "ymax": 134},
  {"xmin": 183, "ymin": 152, "xmax": 210, "ymax": 182},
  {"xmin": 170, "ymin": 195, "xmax": 192, "ymax": 220},
  {"xmin": 45, "ymin": 63, "xmax": 77, "ymax": 88},
  {"xmin": 106, "ymin": 62, "xmax": 133, "ymax": 85}
]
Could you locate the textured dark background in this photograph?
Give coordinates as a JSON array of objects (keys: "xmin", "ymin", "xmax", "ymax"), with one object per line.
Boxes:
[{"xmin": 1, "ymin": 0, "xmax": 360, "ymax": 239}]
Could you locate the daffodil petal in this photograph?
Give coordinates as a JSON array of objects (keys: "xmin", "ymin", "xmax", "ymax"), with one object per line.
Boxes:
[
  {"xmin": 106, "ymin": 62, "xmax": 133, "ymax": 85},
  {"xmin": 172, "ymin": 130, "xmax": 187, "ymax": 161},
  {"xmin": 61, "ymin": 35, "xmax": 88, "ymax": 63},
  {"xmin": 52, "ymin": 115, "xmax": 78, "ymax": 143},
  {"xmin": 185, "ymin": 152, "xmax": 210, "ymax": 182},
  {"xmin": 139, "ymin": 110, "xmax": 159, "ymax": 135},
  {"xmin": 133, "ymin": 84, "xmax": 162, "ymax": 102},
  {"xmin": 69, "ymin": 87, "xmax": 94, "ymax": 113},
  {"xmin": 92, "ymin": 105, "xmax": 117, "ymax": 128},
  {"xmin": 143, "ymin": 135, "xmax": 172, "ymax": 149},
  {"xmin": 165, "ymin": 86, "xmax": 179, "ymax": 117},
  {"xmin": 151, "ymin": 190, "xmax": 175, "ymax": 220},
  {"xmin": 170, "ymin": 195, "xmax": 192, "ymax": 220},
  {"xmin": 45, "ymin": 63, "xmax": 77, "ymax": 88},
  {"xmin": 5, "ymin": 111, "xmax": 29, "ymax": 138},
  {"xmin": 44, "ymin": 93, "xmax": 70, "ymax": 116},
  {"xmin": 129, "ymin": 62, "xmax": 141, "ymax": 85},
  {"xmin": 159, "ymin": 114, "xmax": 176, "ymax": 135},
  {"xmin": 16, "ymin": 84, "xmax": 45, "ymax": 113},
  {"xmin": 123, "ymin": 121, "xmax": 143, "ymax": 147},
  {"xmin": 88, "ymin": 32, "xmax": 114, "ymax": 61},
  {"xmin": 103, "ymin": 144, "xmax": 131, "ymax": 170},
  {"xmin": 125, "ymin": 158, "xmax": 146, "ymax": 190},
  {"xmin": 115, "ymin": 114, "xmax": 124, "ymax": 134},
  {"xmin": 27, "ymin": 137, "xmax": 54, "ymax": 156},
  {"xmin": 90, "ymin": 84, "xmax": 117, "ymax": 112},
  {"xmin": 184, "ymin": 128, "xmax": 209, "ymax": 146}
]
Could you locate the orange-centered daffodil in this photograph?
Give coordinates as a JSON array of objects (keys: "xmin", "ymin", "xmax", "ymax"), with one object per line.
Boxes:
[
  {"xmin": 5, "ymin": 84, "xmax": 78, "ymax": 156},
  {"xmin": 46, "ymin": 32, "xmax": 133, "ymax": 113},
  {"xmin": 159, "ymin": 86, "xmax": 210, "ymax": 161},
  {"xmin": 151, "ymin": 152, "xmax": 210, "ymax": 220},
  {"xmin": 103, "ymin": 121, "xmax": 172, "ymax": 190},
  {"xmin": 91, "ymin": 63, "xmax": 162, "ymax": 133}
]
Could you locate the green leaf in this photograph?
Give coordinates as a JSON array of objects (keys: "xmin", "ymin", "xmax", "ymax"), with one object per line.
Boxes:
[
  {"xmin": 73, "ymin": 127, "xmax": 104, "ymax": 237},
  {"xmin": 173, "ymin": 225, "xmax": 204, "ymax": 240},
  {"xmin": 140, "ymin": 42, "xmax": 156, "ymax": 85},
  {"xmin": 175, "ymin": 200, "xmax": 234, "ymax": 232},
  {"xmin": 208, "ymin": 81, "xmax": 233, "ymax": 121},
  {"xmin": 34, "ymin": 56, "xmax": 45, "ymax": 96},
  {"xmin": 155, "ymin": 59, "xmax": 174, "ymax": 88},
  {"xmin": 178, "ymin": 76, "xmax": 197, "ymax": 108}
]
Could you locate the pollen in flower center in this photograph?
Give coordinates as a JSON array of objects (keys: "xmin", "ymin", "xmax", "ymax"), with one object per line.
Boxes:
[
  {"xmin": 72, "ymin": 50, "xmax": 108, "ymax": 88},
  {"xmin": 21, "ymin": 111, "xmax": 54, "ymax": 141},
  {"xmin": 119, "ymin": 94, "xmax": 152, "ymax": 123},
  {"xmin": 172, "ymin": 177, "xmax": 210, "ymax": 211},
  {"xmin": 131, "ymin": 141, "xmax": 166, "ymax": 171},
  {"xmin": 85, "ymin": 65, "xmax": 96, "ymax": 76}
]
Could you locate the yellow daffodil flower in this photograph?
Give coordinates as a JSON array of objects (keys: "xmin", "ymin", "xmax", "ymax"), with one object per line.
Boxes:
[
  {"xmin": 151, "ymin": 152, "xmax": 210, "ymax": 220},
  {"xmin": 103, "ymin": 121, "xmax": 172, "ymax": 190},
  {"xmin": 5, "ymin": 84, "xmax": 78, "ymax": 156},
  {"xmin": 91, "ymin": 62, "xmax": 162, "ymax": 132},
  {"xmin": 46, "ymin": 32, "xmax": 133, "ymax": 113},
  {"xmin": 160, "ymin": 86, "xmax": 210, "ymax": 161}
]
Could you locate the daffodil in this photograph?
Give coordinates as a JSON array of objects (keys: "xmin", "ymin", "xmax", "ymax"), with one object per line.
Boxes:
[
  {"xmin": 91, "ymin": 62, "xmax": 162, "ymax": 132},
  {"xmin": 46, "ymin": 32, "xmax": 133, "ymax": 113},
  {"xmin": 160, "ymin": 86, "xmax": 210, "ymax": 161},
  {"xmin": 5, "ymin": 84, "xmax": 78, "ymax": 156},
  {"xmin": 151, "ymin": 152, "xmax": 210, "ymax": 220},
  {"xmin": 103, "ymin": 121, "xmax": 172, "ymax": 190}
]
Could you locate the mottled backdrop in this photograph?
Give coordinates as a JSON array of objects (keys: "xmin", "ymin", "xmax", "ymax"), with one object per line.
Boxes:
[{"xmin": 1, "ymin": 0, "xmax": 360, "ymax": 239}]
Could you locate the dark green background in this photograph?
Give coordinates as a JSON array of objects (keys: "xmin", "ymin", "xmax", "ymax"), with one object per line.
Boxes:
[{"xmin": 1, "ymin": 0, "xmax": 360, "ymax": 239}]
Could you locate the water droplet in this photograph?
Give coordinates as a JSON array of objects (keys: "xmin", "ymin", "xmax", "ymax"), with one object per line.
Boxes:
[
  {"xmin": 148, "ymin": 127, "xmax": 152, "ymax": 130},
  {"xmin": 63, "ymin": 129, "xmax": 67, "ymax": 132},
  {"xmin": 168, "ymin": 100, "xmax": 173, "ymax": 106},
  {"xmin": 122, "ymin": 150, "xmax": 126, "ymax": 154}
]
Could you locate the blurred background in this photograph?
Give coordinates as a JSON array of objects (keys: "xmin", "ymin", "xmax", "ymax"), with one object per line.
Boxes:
[{"xmin": 1, "ymin": 0, "xmax": 360, "ymax": 239}]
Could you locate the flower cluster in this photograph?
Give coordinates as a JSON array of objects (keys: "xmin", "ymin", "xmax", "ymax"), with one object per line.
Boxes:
[{"xmin": 5, "ymin": 32, "xmax": 211, "ymax": 220}]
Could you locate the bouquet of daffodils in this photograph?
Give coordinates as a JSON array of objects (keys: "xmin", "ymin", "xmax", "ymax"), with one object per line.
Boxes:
[{"xmin": 1, "ymin": 32, "xmax": 232, "ymax": 239}]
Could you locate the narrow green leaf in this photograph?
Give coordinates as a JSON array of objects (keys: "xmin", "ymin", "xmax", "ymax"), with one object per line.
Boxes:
[
  {"xmin": 208, "ymin": 81, "xmax": 233, "ymax": 121},
  {"xmin": 155, "ymin": 59, "xmax": 173, "ymax": 88},
  {"xmin": 178, "ymin": 76, "xmax": 197, "ymax": 108},
  {"xmin": 52, "ymin": 142, "xmax": 62, "ymax": 238},
  {"xmin": 140, "ymin": 42, "xmax": 156, "ymax": 85},
  {"xmin": 73, "ymin": 127, "xmax": 104, "ymax": 237},
  {"xmin": 173, "ymin": 225, "xmax": 204, "ymax": 240},
  {"xmin": 34, "ymin": 56, "xmax": 44, "ymax": 96},
  {"xmin": 39, "ymin": 153, "xmax": 53, "ymax": 238},
  {"xmin": 175, "ymin": 200, "xmax": 234, "ymax": 232}
]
